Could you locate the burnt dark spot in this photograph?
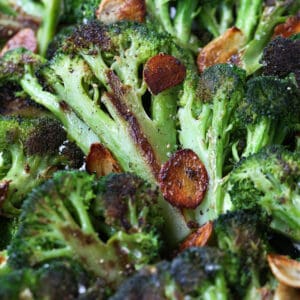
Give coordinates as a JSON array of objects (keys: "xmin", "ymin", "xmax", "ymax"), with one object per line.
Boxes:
[
  {"xmin": 64, "ymin": 21, "xmax": 112, "ymax": 53},
  {"xmin": 24, "ymin": 164, "xmax": 30, "ymax": 173},
  {"xmin": 25, "ymin": 118, "xmax": 66, "ymax": 155},
  {"xmin": 105, "ymin": 70, "xmax": 160, "ymax": 178},
  {"xmin": 59, "ymin": 101, "xmax": 71, "ymax": 112},
  {"xmin": 60, "ymin": 225, "xmax": 98, "ymax": 246}
]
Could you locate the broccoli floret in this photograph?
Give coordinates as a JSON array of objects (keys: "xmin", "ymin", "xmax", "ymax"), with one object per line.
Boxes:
[
  {"xmin": 0, "ymin": 116, "xmax": 68, "ymax": 216},
  {"xmin": 227, "ymin": 146, "xmax": 300, "ymax": 241},
  {"xmin": 0, "ymin": 260, "xmax": 93, "ymax": 300},
  {"xmin": 237, "ymin": 75, "xmax": 300, "ymax": 157},
  {"xmin": 61, "ymin": 0, "xmax": 101, "ymax": 24},
  {"xmin": 178, "ymin": 63, "xmax": 246, "ymax": 223},
  {"xmin": 8, "ymin": 171, "xmax": 164, "ymax": 290},
  {"xmin": 261, "ymin": 36, "xmax": 300, "ymax": 86},
  {"xmin": 93, "ymin": 173, "xmax": 163, "ymax": 234},
  {"xmin": 213, "ymin": 209, "xmax": 272, "ymax": 297},
  {"xmin": 111, "ymin": 246, "xmax": 237, "ymax": 299},
  {"xmin": 0, "ymin": 48, "xmax": 100, "ymax": 154}
]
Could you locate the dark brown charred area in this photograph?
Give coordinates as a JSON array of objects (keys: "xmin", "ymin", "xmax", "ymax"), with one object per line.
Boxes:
[
  {"xmin": 105, "ymin": 70, "xmax": 161, "ymax": 178},
  {"xmin": 101, "ymin": 173, "xmax": 150, "ymax": 232},
  {"xmin": 143, "ymin": 53, "xmax": 187, "ymax": 95},
  {"xmin": 60, "ymin": 225, "xmax": 98, "ymax": 247},
  {"xmin": 65, "ymin": 21, "xmax": 112, "ymax": 52},
  {"xmin": 25, "ymin": 119, "xmax": 67, "ymax": 156}
]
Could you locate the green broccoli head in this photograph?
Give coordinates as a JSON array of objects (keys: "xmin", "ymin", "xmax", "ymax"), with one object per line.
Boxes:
[
  {"xmin": 197, "ymin": 63, "xmax": 245, "ymax": 104},
  {"xmin": 112, "ymin": 246, "xmax": 236, "ymax": 299},
  {"xmin": 0, "ymin": 116, "xmax": 68, "ymax": 216},
  {"xmin": 93, "ymin": 173, "xmax": 163, "ymax": 234},
  {"xmin": 0, "ymin": 259, "xmax": 93, "ymax": 300},
  {"xmin": 238, "ymin": 75, "xmax": 300, "ymax": 157},
  {"xmin": 0, "ymin": 48, "xmax": 44, "ymax": 85},
  {"xmin": 213, "ymin": 209, "xmax": 272, "ymax": 296},
  {"xmin": 8, "ymin": 171, "xmax": 163, "ymax": 289},
  {"xmin": 228, "ymin": 146, "xmax": 300, "ymax": 241},
  {"xmin": 261, "ymin": 36, "xmax": 300, "ymax": 86}
]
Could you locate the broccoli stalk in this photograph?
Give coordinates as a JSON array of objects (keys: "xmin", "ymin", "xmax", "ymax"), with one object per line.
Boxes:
[
  {"xmin": 146, "ymin": 0, "xmax": 201, "ymax": 51},
  {"xmin": 227, "ymin": 146, "xmax": 300, "ymax": 241},
  {"xmin": 8, "ymin": 171, "xmax": 163, "ymax": 289},
  {"xmin": 178, "ymin": 64, "xmax": 246, "ymax": 223},
  {"xmin": 36, "ymin": 0, "xmax": 62, "ymax": 57},
  {"xmin": 238, "ymin": 75, "xmax": 299, "ymax": 158}
]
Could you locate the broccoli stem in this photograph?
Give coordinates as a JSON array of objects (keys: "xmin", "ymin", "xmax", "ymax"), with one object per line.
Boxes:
[
  {"xmin": 173, "ymin": 0, "xmax": 199, "ymax": 45},
  {"xmin": 20, "ymin": 72, "xmax": 99, "ymax": 154},
  {"xmin": 148, "ymin": 0, "xmax": 174, "ymax": 37},
  {"xmin": 219, "ymin": 3, "xmax": 234, "ymax": 35},
  {"xmin": 236, "ymin": 0, "xmax": 263, "ymax": 42},
  {"xmin": 243, "ymin": 119, "xmax": 273, "ymax": 157},
  {"xmin": 242, "ymin": 4, "xmax": 289, "ymax": 75},
  {"xmin": 37, "ymin": 0, "xmax": 61, "ymax": 57},
  {"xmin": 202, "ymin": 274, "xmax": 228, "ymax": 300},
  {"xmin": 198, "ymin": 6, "xmax": 220, "ymax": 38}
]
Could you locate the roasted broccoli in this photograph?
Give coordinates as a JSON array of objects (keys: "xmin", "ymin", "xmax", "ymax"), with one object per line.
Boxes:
[
  {"xmin": 237, "ymin": 75, "xmax": 299, "ymax": 157},
  {"xmin": 8, "ymin": 171, "xmax": 164, "ymax": 290},
  {"xmin": 227, "ymin": 146, "xmax": 300, "ymax": 241},
  {"xmin": 261, "ymin": 35, "xmax": 300, "ymax": 85},
  {"xmin": 20, "ymin": 21, "xmax": 193, "ymax": 241},
  {"xmin": 213, "ymin": 209, "xmax": 273, "ymax": 297},
  {"xmin": 178, "ymin": 63, "xmax": 246, "ymax": 222},
  {"xmin": 111, "ymin": 246, "xmax": 239, "ymax": 299},
  {"xmin": 0, "ymin": 260, "xmax": 92, "ymax": 300},
  {"xmin": 0, "ymin": 48, "xmax": 100, "ymax": 154},
  {"xmin": 0, "ymin": 116, "xmax": 69, "ymax": 216}
]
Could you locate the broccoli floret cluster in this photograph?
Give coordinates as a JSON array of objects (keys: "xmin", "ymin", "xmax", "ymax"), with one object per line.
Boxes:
[{"xmin": 0, "ymin": 1, "xmax": 299, "ymax": 299}]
